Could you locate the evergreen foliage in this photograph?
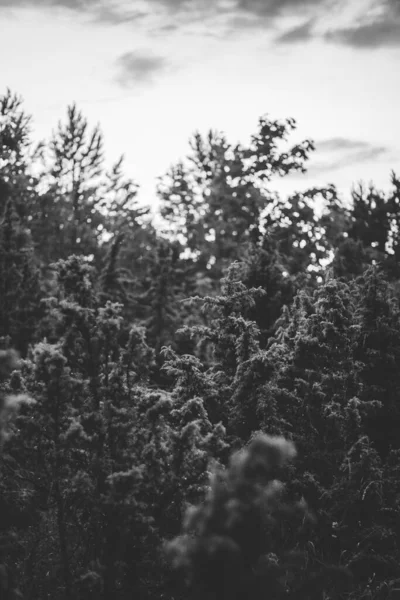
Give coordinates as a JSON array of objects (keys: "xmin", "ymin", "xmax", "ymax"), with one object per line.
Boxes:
[
  {"xmin": 167, "ymin": 434, "xmax": 350, "ymax": 600},
  {"xmin": 0, "ymin": 199, "xmax": 42, "ymax": 355},
  {"xmin": 1, "ymin": 89, "xmax": 400, "ymax": 600}
]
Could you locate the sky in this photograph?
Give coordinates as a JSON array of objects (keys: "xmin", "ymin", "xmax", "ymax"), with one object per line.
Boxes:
[{"xmin": 1, "ymin": 0, "xmax": 399, "ymax": 210}]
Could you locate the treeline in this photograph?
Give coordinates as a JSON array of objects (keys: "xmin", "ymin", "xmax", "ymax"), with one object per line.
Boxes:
[{"xmin": 1, "ymin": 88, "xmax": 400, "ymax": 599}]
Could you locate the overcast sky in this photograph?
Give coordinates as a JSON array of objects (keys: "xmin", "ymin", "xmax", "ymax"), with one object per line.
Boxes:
[{"xmin": 1, "ymin": 0, "xmax": 399, "ymax": 207}]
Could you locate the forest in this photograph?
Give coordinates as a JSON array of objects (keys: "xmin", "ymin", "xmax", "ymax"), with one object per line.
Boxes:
[{"xmin": 1, "ymin": 88, "xmax": 400, "ymax": 600}]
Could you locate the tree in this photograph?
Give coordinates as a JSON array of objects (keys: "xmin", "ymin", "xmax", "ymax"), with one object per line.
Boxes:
[
  {"xmin": 46, "ymin": 104, "xmax": 104, "ymax": 259},
  {"xmin": 0, "ymin": 89, "xmax": 41, "ymax": 220},
  {"xmin": 238, "ymin": 237, "xmax": 295, "ymax": 346},
  {"xmin": 135, "ymin": 237, "xmax": 197, "ymax": 357},
  {"xmin": 352, "ymin": 267, "xmax": 400, "ymax": 458},
  {"xmin": 263, "ymin": 184, "xmax": 345, "ymax": 280},
  {"xmin": 4, "ymin": 254, "xmax": 231, "ymax": 599},
  {"xmin": 159, "ymin": 116, "xmax": 315, "ymax": 279},
  {"xmin": 6, "ymin": 256, "xmax": 155, "ymax": 599},
  {"xmin": 99, "ymin": 233, "xmax": 134, "ymax": 306},
  {"xmin": 333, "ymin": 174, "xmax": 400, "ymax": 280},
  {"xmin": 173, "ymin": 262, "xmax": 268, "ymax": 440},
  {"xmin": 0, "ymin": 348, "xmax": 34, "ymax": 600},
  {"xmin": 34, "ymin": 105, "xmax": 146, "ymax": 268},
  {"xmin": 0, "ymin": 199, "xmax": 42, "ymax": 355},
  {"xmin": 255, "ymin": 272, "xmax": 400, "ymax": 600},
  {"xmin": 167, "ymin": 434, "xmax": 350, "ymax": 600}
]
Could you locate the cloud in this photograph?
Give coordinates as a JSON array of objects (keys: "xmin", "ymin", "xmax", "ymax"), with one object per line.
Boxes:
[
  {"xmin": 315, "ymin": 138, "xmax": 377, "ymax": 152},
  {"xmin": 139, "ymin": 0, "xmax": 327, "ymax": 18},
  {"xmin": 219, "ymin": 0, "xmax": 333, "ymax": 35},
  {"xmin": 306, "ymin": 138, "xmax": 390, "ymax": 176},
  {"xmin": 307, "ymin": 149, "xmax": 388, "ymax": 175},
  {"xmin": 223, "ymin": 0, "xmax": 337, "ymax": 38},
  {"xmin": 0, "ymin": 0, "xmax": 97, "ymax": 8},
  {"xmin": 114, "ymin": 51, "xmax": 169, "ymax": 87},
  {"xmin": 275, "ymin": 18, "xmax": 315, "ymax": 44},
  {"xmin": 235, "ymin": 0, "xmax": 324, "ymax": 18},
  {"xmin": 4, "ymin": 0, "xmax": 398, "ymax": 48},
  {"xmin": 0, "ymin": 0, "xmax": 336, "ymax": 29},
  {"xmin": 0, "ymin": 0, "xmax": 326, "ymax": 12},
  {"xmin": 91, "ymin": 6, "xmax": 148, "ymax": 26},
  {"xmin": 0, "ymin": 0, "xmax": 147, "ymax": 25},
  {"xmin": 156, "ymin": 22, "xmax": 181, "ymax": 32},
  {"xmin": 325, "ymin": 20, "xmax": 400, "ymax": 48},
  {"xmin": 270, "ymin": 0, "xmax": 400, "ymax": 49},
  {"xmin": 325, "ymin": 0, "xmax": 400, "ymax": 49}
]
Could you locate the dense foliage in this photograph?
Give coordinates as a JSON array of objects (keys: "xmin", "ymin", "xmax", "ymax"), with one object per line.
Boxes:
[{"xmin": 1, "ymin": 88, "xmax": 400, "ymax": 600}]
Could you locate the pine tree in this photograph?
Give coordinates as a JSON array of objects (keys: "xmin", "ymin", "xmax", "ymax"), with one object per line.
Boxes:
[
  {"xmin": 136, "ymin": 237, "xmax": 196, "ymax": 356},
  {"xmin": 239, "ymin": 237, "xmax": 295, "ymax": 346},
  {"xmin": 39, "ymin": 105, "xmax": 147, "ymax": 267},
  {"xmin": 48, "ymin": 104, "xmax": 104, "ymax": 258},
  {"xmin": 173, "ymin": 262, "xmax": 268, "ymax": 441},
  {"xmin": 353, "ymin": 267, "xmax": 400, "ymax": 459},
  {"xmin": 6, "ymin": 256, "xmax": 154, "ymax": 598},
  {"xmin": 100, "ymin": 155, "xmax": 147, "ymax": 236},
  {"xmin": 0, "ymin": 89, "xmax": 40, "ymax": 221},
  {"xmin": 254, "ymin": 271, "xmax": 400, "ymax": 600},
  {"xmin": 7, "ymin": 254, "xmax": 230, "ymax": 599},
  {"xmin": 0, "ymin": 349, "xmax": 34, "ymax": 600},
  {"xmin": 167, "ymin": 434, "xmax": 350, "ymax": 600},
  {"xmin": 0, "ymin": 199, "xmax": 42, "ymax": 355},
  {"xmin": 98, "ymin": 233, "xmax": 134, "ymax": 307}
]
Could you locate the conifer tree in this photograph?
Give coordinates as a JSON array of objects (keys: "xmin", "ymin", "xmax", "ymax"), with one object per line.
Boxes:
[
  {"xmin": 353, "ymin": 267, "xmax": 400, "ymax": 458},
  {"xmin": 3, "ymin": 88, "xmax": 400, "ymax": 600},
  {"xmin": 5, "ymin": 256, "xmax": 154, "ymax": 598},
  {"xmin": 39, "ymin": 105, "xmax": 146, "ymax": 267},
  {"xmin": 255, "ymin": 272, "xmax": 400, "ymax": 599},
  {"xmin": 0, "ymin": 199, "xmax": 42, "ymax": 355},
  {"xmin": 174, "ymin": 262, "xmax": 268, "ymax": 441},
  {"xmin": 47, "ymin": 104, "xmax": 104, "ymax": 259},
  {"xmin": 0, "ymin": 349, "xmax": 34, "ymax": 600},
  {"xmin": 0, "ymin": 90, "xmax": 41, "ymax": 221},
  {"xmin": 98, "ymin": 232, "xmax": 134, "ymax": 307},
  {"xmin": 136, "ymin": 237, "xmax": 197, "ymax": 356},
  {"xmin": 239, "ymin": 237, "xmax": 295, "ymax": 346},
  {"xmin": 167, "ymin": 434, "xmax": 350, "ymax": 600},
  {"xmin": 100, "ymin": 155, "xmax": 148, "ymax": 236},
  {"xmin": 6, "ymin": 254, "xmax": 230, "ymax": 599}
]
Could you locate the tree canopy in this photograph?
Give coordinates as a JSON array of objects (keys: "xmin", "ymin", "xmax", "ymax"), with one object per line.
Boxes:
[{"xmin": 1, "ymin": 89, "xmax": 400, "ymax": 600}]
